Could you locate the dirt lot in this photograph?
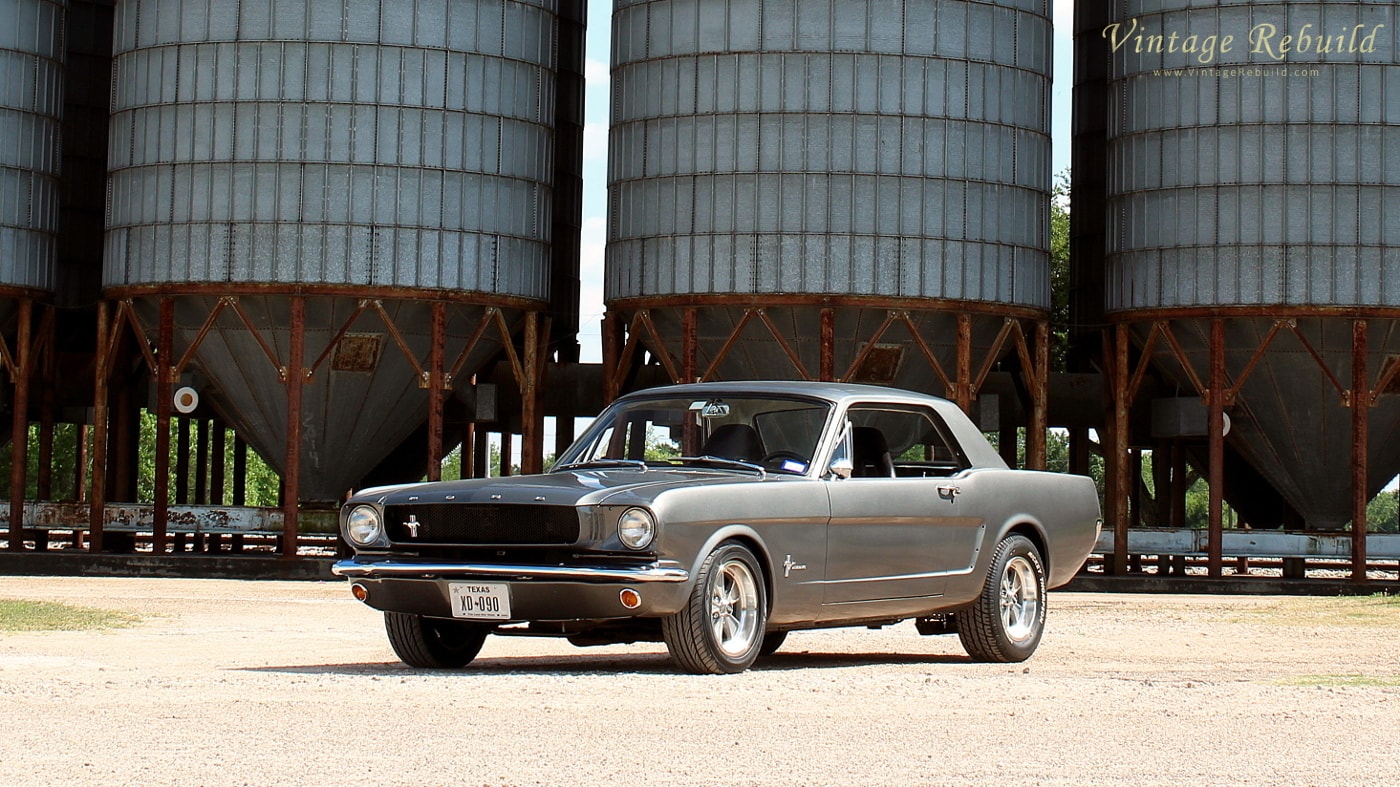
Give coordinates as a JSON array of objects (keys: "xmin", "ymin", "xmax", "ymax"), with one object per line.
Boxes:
[{"xmin": 1, "ymin": 577, "xmax": 1397, "ymax": 787}]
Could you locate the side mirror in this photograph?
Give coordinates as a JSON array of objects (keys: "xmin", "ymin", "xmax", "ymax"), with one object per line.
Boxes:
[{"xmin": 829, "ymin": 457, "xmax": 853, "ymax": 480}]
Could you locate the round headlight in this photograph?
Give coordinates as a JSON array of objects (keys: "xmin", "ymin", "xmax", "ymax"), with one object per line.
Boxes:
[
  {"xmin": 345, "ymin": 505, "xmax": 384, "ymax": 546},
  {"xmin": 617, "ymin": 507, "xmax": 656, "ymax": 550}
]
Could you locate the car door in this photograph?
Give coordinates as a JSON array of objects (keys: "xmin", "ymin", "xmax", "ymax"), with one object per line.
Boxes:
[{"xmin": 820, "ymin": 405, "xmax": 986, "ymax": 614}]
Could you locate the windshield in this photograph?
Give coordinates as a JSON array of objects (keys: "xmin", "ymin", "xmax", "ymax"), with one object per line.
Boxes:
[{"xmin": 554, "ymin": 394, "xmax": 832, "ymax": 476}]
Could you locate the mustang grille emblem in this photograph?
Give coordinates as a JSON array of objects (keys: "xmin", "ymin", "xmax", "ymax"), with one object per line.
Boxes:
[{"xmin": 404, "ymin": 515, "xmax": 420, "ymax": 538}]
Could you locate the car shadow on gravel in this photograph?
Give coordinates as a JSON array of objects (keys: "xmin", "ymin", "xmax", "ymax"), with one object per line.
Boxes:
[{"xmin": 237, "ymin": 650, "xmax": 972, "ymax": 677}]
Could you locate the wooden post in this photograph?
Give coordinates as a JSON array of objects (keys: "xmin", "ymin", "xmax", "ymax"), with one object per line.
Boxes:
[
  {"xmin": 1206, "ymin": 318, "xmax": 1226, "ymax": 579},
  {"xmin": 520, "ymin": 312, "xmax": 544, "ymax": 474}
]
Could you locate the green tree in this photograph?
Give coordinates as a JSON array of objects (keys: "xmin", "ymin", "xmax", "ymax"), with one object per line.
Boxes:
[{"xmin": 1050, "ymin": 168, "xmax": 1071, "ymax": 371}]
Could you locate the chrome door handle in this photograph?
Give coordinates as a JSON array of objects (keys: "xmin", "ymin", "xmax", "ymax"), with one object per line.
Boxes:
[{"xmin": 937, "ymin": 485, "xmax": 960, "ymax": 500}]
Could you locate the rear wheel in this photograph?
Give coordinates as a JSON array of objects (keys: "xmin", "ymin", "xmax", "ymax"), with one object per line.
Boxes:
[
  {"xmin": 384, "ymin": 612, "xmax": 489, "ymax": 668},
  {"xmin": 958, "ymin": 535, "xmax": 1046, "ymax": 663},
  {"xmin": 663, "ymin": 542, "xmax": 768, "ymax": 674}
]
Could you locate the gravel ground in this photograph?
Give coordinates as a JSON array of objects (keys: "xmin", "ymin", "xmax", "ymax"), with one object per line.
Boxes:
[{"xmin": 1, "ymin": 577, "xmax": 1398, "ymax": 787}]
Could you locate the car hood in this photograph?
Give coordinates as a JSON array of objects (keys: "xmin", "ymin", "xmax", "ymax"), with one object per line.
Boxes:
[{"xmin": 351, "ymin": 467, "xmax": 775, "ymax": 508}]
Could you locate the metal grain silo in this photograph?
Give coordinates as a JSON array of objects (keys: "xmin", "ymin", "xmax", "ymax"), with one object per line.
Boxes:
[
  {"xmin": 104, "ymin": 0, "xmax": 564, "ymax": 502},
  {"xmin": 0, "ymin": 0, "xmax": 65, "ymax": 316},
  {"xmin": 1102, "ymin": 0, "xmax": 1400, "ymax": 530},
  {"xmin": 604, "ymin": 0, "xmax": 1053, "ymax": 426}
]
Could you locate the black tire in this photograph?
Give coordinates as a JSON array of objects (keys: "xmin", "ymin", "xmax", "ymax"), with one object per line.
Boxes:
[
  {"xmin": 384, "ymin": 612, "xmax": 489, "ymax": 669},
  {"xmin": 958, "ymin": 535, "xmax": 1046, "ymax": 663},
  {"xmin": 662, "ymin": 542, "xmax": 768, "ymax": 674},
  {"xmin": 759, "ymin": 631, "xmax": 788, "ymax": 657}
]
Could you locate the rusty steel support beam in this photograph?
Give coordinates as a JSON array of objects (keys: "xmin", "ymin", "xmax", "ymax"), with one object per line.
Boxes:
[
  {"xmin": 1027, "ymin": 320, "xmax": 1050, "ymax": 470},
  {"xmin": 1110, "ymin": 323, "xmax": 1131, "ymax": 575},
  {"xmin": 500, "ymin": 432, "xmax": 513, "ymax": 477},
  {"xmin": 819, "ymin": 308, "xmax": 835, "ymax": 382},
  {"xmin": 281, "ymin": 296, "xmax": 305, "ymax": 559},
  {"xmin": 682, "ymin": 308, "xmax": 698, "ymax": 383},
  {"xmin": 427, "ymin": 302, "xmax": 446, "ymax": 482},
  {"xmin": 602, "ymin": 311, "xmax": 623, "ymax": 403},
  {"xmin": 1351, "ymin": 319, "xmax": 1369, "ymax": 582},
  {"xmin": 75, "ymin": 424, "xmax": 89, "ymax": 505},
  {"xmin": 955, "ymin": 314, "xmax": 973, "ymax": 414},
  {"xmin": 89, "ymin": 301, "xmax": 111, "ymax": 551},
  {"xmin": 1207, "ymin": 318, "xmax": 1226, "ymax": 579},
  {"xmin": 7, "ymin": 298, "xmax": 32, "ymax": 551},
  {"xmin": 153, "ymin": 298, "xmax": 174, "ymax": 553},
  {"xmin": 1170, "ymin": 440, "xmax": 1187, "ymax": 529},
  {"xmin": 232, "ymin": 434, "xmax": 247, "ymax": 506},
  {"xmin": 472, "ymin": 422, "xmax": 488, "ymax": 479},
  {"xmin": 520, "ymin": 312, "xmax": 545, "ymax": 475}
]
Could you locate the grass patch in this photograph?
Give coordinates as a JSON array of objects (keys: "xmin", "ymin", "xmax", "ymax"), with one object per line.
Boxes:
[
  {"xmin": 1235, "ymin": 594, "xmax": 1400, "ymax": 629},
  {"xmin": 1281, "ymin": 674, "xmax": 1400, "ymax": 688},
  {"xmin": 0, "ymin": 599, "xmax": 141, "ymax": 632}
]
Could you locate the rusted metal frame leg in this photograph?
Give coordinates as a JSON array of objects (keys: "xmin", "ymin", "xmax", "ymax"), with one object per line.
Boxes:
[
  {"xmin": 602, "ymin": 311, "xmax": 625, "ymax": 403},
  {"xmin": 153, "ymin": 298, "xmax": 175, "ymax": 554},
  {"xmin": 1027, "ymin": 320, "xmax": 1050, "ymax": 470},
  {"xmin": 682, "ymin": 307, "xmax": 698, "ymax": 384},
  {"xmin": 7, "ymin": 299, "xmax": 32, "ymax": 551},
  {"xmin": 175, "ymin": 417, "xmax": 191, "ymax": 504},
  {"xmin": 500, "ymin": 431, "xmax": 514, "ymax": 477},
  {"xmin": 819, "ymin": 308, "xmax": 835, "ymax": 382},
  {"xmin": 427, "ymin": 302, "xmax": 446, "ymax": 482},
  {"xmin": 210, "ymin": 420, "xmax": 226, "ymax": 506},
  {"xmin": 281, "ymin": 297, "xmax": 305, "ymax": 559},
  {"xmin": 1351, "ymin": 319, "xmax": 1369, "ymax": 582},
  {"xmin": 89, "ymin": 301, "xmax": 111, "ymax": 552},
  {"xmin": 520, "ymin": 312, "xmax": 545, "ymax": 475},
  {"xmin": 1206, "ymin": 318, "xmax": 1226, "ymax": 579},
  {"xmin": 955, "ymin": 314, "xmax": 973, "ymax": 415},
  {"xmin": 472, "ymin": 422, "xmax": 489, "ymax": 479},
  {"xmin": 1110, "ymin": 323, "xmax": 1131, "ymax": 576}
]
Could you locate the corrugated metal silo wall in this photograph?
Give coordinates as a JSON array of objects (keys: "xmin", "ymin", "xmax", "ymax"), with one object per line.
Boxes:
[
  {"xmin": 606, "ymin": 0, "xmax": 1051, "ymax": 387},
  {"xmin": 0, "ymin": 0, "xmax": 65, "ymax": 304},
  {"xmin": 104, "ymin": 0, "xmax": 563, "ymax": 499},
  {"xmin": 1102, "ymin": 0, "xmax": 1400, "ymax": 527}
]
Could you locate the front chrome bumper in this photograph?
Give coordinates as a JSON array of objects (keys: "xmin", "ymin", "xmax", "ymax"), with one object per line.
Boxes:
[{"xmin": 330, "ymin": 558, "xmax": 690, "ymax": 583}]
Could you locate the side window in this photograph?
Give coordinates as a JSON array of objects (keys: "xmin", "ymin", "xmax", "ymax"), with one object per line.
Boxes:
[{"xmin": 847, "ymin": 406, "xmax": 969, "ymax": 478}]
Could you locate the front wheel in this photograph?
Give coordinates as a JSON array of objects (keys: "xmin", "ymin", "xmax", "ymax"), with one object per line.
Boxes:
[
  {"xmin": 958, "ymin": 535, "xmax": 1046, "ymax": 663},
  {"xmin": 663, "ymin": 542, "xmax": 768, "ymax": 674},
  {"xmin": 384, "ymin": 612, "xmax": 489, "ymax": 668}
]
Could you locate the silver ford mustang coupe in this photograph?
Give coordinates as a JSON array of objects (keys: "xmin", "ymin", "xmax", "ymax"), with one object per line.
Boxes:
[{"xmin": 333, "ymin": 381, "xmax": 1102, "ymax": 674}]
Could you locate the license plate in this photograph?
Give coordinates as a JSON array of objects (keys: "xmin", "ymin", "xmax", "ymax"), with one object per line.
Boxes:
[{"xmin": 448, "ymin": 582, "xmax": 511, "ymax": 620}]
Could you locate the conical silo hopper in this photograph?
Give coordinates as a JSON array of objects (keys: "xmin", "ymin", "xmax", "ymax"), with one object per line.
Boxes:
[
  {"xmin": 605, "ymin": 0, "xmax": 1052, "ymax": 401},
  {"xmin": 104, "ymin": 0, "xmax": 564, "ymax": 501},
  {"xmin": 1102, "ymin": 0, "xmax": 1400, "ymax": 528}
]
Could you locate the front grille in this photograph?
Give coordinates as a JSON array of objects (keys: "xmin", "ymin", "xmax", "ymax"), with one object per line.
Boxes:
[{"xmin": 384, "ymin": 504, "xmax": 580, "ymax": 546}]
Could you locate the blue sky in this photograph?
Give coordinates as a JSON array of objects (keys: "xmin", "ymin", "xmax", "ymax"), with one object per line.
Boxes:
[{"xmin": 572, "ymin": 0, "xmax": 1076, "ymax": 363}]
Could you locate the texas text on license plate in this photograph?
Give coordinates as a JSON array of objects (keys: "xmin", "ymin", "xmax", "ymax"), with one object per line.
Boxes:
[{"xmin": 448, "ymin": 582, "xmax": 511, "ymax": 620}]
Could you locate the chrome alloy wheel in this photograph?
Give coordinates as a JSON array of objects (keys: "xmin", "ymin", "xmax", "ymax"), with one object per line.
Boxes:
[
  {"xmin": 999, "ymin": 554, "xmax": 1042, "ymax": 644},
  {"xmin": 709, "ymin": 557, "xmax": 761, "ymax": 657}
]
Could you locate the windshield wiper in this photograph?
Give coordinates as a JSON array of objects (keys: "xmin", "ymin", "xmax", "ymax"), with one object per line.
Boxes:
[
  {"xmin": 552, "ymin": 459, "xmax": 648, "ymax": 473},
  {"xmin": 672, "ymin": 456, "xmax": 767, "ymax": 477}
]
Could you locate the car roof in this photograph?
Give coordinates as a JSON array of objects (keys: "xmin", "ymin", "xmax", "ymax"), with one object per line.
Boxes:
[{"xmin": 614, "ymin": 381, "xmax": 1007, "ymax": 469}]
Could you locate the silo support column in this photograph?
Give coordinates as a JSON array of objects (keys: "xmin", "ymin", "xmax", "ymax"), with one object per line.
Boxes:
[
  {"xmin": 819, "ymin": 309, "xmax": 835, "ymax": 382},
  {"xmin": 6, "ymin": 299, "xmax": 32, "ymax": 552},
  {"xmin": 1351, "ymin": 320, "xmax": 1369, "ymax": 582},
  {"xmin": 281, "ymin": 297, "xmax": 305, "ymax": 559},
  {"xmin": 955, "ymin": 314, "xmax": 973, "ymax": 414},
  {"xmin": 89, "ymin": 301, "xmax": 111, "ymax": 552},
  {"xmin": 1109, "ymin": 323, "xmax": 1131, "ymax": 575},
  {"xmin": 427, "ymin": 302, "xmax": 446, "ymax": 482},
  {"xmin": 152, "ymin": 298, "xmax": 174, "ymax": 554},
  {"xmin": 1207, "ymin": 319, "xmax": 1226, "ymax": 579},
  {"xmin": 602, "ymin": 312, "xmax": 624, "ymax": 403},
  {"xmin": 519, "ymin": 312, "xmax": 547, "ymax": 475}
]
